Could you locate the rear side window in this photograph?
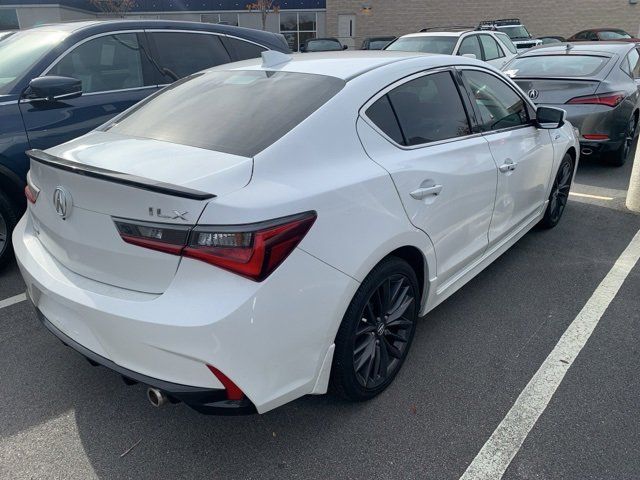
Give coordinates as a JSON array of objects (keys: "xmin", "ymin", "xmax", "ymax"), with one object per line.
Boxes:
[
  {"xmin": 222, "ymin": 37, "xmax": 266, "ymax": 61},
  {"xmin": 149, "ymin": 32, "xmax": 231, "ymax": 81},
  {"xmin": 458, "ymin": 35, "xmax": 482, "ymax": 59},
  {"xmin": 505, "ymin": 55, "xmax": 610, "ymax": 77},
  {"xmin": 625, "ymin": 49, "xmax": 640, "ymax": 78},
  {"xmin": 479, "ymin": 35, "xmax": 504, "ymax": 61},
  {"xmin": 366, "ymin": 71, "xmax": 471, "ymax": 146},
  {"xmin": 104, "ymin": 70, "xmax": 345, "ymax": 157},
  {"xmin": 49, "ymin": 33, "xmax": 148, "ymax": 93},
  {"xmin": 496, "ymin": 33, "xmax": 518, "ymax": 54},
  {"xmin": 463, "ymin": 70, "xmax": 528, "ymax": 131}
]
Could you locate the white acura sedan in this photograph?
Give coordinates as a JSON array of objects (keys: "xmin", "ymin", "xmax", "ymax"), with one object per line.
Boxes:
[{"xmin": 15, "ymin": 51, "xmax": 578, "ymax": 415}]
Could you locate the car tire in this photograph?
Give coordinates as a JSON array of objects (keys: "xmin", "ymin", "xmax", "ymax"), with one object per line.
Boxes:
[
  {"xmin": 539, "ymin": 153, "xmax": 574, "ymax": 229},
  {"xmin": 330, "ymin": 256, "xmax": 419, "ymax": 402},
  {"xmin": 605, "ymin": 116, "xmax": 637, "ymax": 167},
  {"xmin": 0, "ymin": 190, "xmax": 19, "ymax": 270}
]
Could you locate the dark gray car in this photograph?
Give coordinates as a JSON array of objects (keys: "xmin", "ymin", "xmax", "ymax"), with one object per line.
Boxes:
[{"xmin": 503, "ymin": 42, "xmax": 640, "ymax": 165}]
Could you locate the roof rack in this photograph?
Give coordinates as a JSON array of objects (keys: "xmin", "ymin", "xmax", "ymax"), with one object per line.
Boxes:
[
  {"xmin": 420, "ymin": 25, "xmax": 474, "ymax": 32},
  {"xmin": 478, "ymin": 18, "xmax": 522, "ymax": 27}
]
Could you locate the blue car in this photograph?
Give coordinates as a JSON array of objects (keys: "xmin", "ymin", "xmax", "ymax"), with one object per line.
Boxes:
[{"xmin": 0, "ymin": 20, "xmax": 289, "ymax": 267}]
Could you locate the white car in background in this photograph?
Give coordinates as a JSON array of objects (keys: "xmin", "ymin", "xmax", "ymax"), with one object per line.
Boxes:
[
  {"xmin": 385, "ymin": 27, "xmax": 518, "ymax": 69},
  {"xmin": 15, "ymin": 51, "xmax": 578, "ymax": 415}
]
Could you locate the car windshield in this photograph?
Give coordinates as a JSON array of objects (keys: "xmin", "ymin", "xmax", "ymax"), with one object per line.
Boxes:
[
  {"xmin": 385, "ymin": 36, "xmax": 457, "ymax": 54},
  {"xmin": 104, "ymin": 70, "xmax": 345, "ymax": 157},
  {"xmin": 0, "ymin": 29, "xmax": 68, "ymax": 94},
  {"xmin": 499, "ymin": 26, "xmax": 531, "ymax": 40},
  {"xmin": 599, "ymin": 30, "xmax": 632, "ymax": 40},
  {"xmin": 306, "ymin": 39, "xmax": 342, "ymax": 51},
  {"xmin": 504, "ymin": 55, "xmax": 609, "ymax": 77}
]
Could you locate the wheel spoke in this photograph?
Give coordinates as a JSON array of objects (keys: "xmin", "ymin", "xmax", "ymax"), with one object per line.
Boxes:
[
  {"xmin": 378, "ymin": 339, "xmax": 390, "ymax": 377},
  {"xmin": 387, "ymin": 294, "xmax": 413, "ymax": 323},
  {"xmin": 386, "ymin": 318, "xmax": 413, "ymax": 329},
  {"xmin": 385, "ymin": 330, "xmax": 407, "ymax": 343},
  {"xmin": 356, "ymin": 320, "xmax": 376, "ymax": 336},
  {"xmin": 383, "ymin": 337, "xmax": 403, "ymax": 359},
  {"xmin": 354, "ymin": 338, "xmax": 375, "ymax": 373}
]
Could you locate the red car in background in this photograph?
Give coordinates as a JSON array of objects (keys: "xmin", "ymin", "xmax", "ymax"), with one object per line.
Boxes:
[{"xmin": 568, "ymin": 28, "xmax": 640, "ymax": 42}]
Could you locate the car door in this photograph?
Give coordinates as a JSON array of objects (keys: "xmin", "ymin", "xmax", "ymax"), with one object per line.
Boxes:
[
  {"xmin": 19, "ymin": 31, "xmax": 159, "ymax": 151},
  {"xmin": 459, "ymin": 68, "xmax": 554, "ymax": 245},
  {"xmin": 145, "ymin": 30, "xmax": 232, "ymax": 84},
  {"xmin": 478, "ymin": 34, "xmax": 508, "ymax": 69},
  {"xmin": 356, "ymin": 69, "xmax": 498, "ymax": 283}
]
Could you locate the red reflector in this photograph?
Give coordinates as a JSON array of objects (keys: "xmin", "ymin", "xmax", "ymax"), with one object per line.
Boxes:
[
  {"xmin": 583, "ymin": 134, "xmax": 609, "ymax": 140},
  {"xmin": 25, "ymin": 185, "xmax": 38, "ymax": 204},
  {"xmin": 567, "ymin": 92, "xmax": 625, "ymax": 107},
  {"xmin": 206, "ymin": 365, "xmax": 244, "ymax": 401}
]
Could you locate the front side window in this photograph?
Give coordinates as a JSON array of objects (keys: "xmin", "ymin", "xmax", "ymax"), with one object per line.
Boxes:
[
  {"xmin": 366, "ymin": 71, "xmax": 470, "ymax": 146},
  {"xmin": 463, "ymin": 70, "xmax": 528, "ymax": 131},
  {"xmin": 458, "ymin": 35, "xmax": 482, "ymax": 59},
  {"xmin": 149, "ymin": 32, "xmax": 231, "ymax": 81},
  {"xmin": 49, "ymin": 33, "xmax": 146, "ymax": 94},
  {"xmin": 385, "ymin": 36, "xmax": 457, "ymax": 54},
  {"xmin": 0, "ymin": 29, "xmax": 68, "ymax": 94},
  {"xmin": 104, "ymin": 70, "xmax": 345, "ymax": 157},
  {"xmin": 479, "ymin": 35, "xmax": 504, "ymax": 61}
]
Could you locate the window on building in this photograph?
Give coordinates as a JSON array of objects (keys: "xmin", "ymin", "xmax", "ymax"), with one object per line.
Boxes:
[
  {"xmin": 280, "ymin": 11, "xmax": 317, "ymax": 52},
  {"xmin": 201, "ymin": 13, "xmax": 239, "ymax": 26}
]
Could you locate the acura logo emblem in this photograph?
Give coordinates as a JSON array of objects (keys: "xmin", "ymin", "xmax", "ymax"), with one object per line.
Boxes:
[
  {"xmin": 53, "ymin": 187, "xmax": 72, "ymax": 219},
  {"xmin": 528, "ymin": 89, "xmax": 539, "ymax": 100}
]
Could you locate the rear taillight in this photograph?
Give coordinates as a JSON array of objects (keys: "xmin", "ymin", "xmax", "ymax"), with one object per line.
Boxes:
[
  {"xmin": 25, "ymin": 173, "xmax": 40, "ymax": 204},
  {"xmin": 567, "ymin": 92, "xmax": 625, "ymax": 107},
  {"xmin": 114, "ymin": 211, "xmax": 316, "ymax": 282},
  {"xmin": 583, "ymin": 134, "xmax": 609, "ymax": 140}
]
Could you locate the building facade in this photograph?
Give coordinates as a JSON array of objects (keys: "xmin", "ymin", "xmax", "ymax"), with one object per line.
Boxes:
[
  {"xmin": 2, "ymin": 0, "xmax": 640, "ymax": 51},
  {"xmin": 327, "ymin": 0, "xmax": 640, "ymax": 48}
]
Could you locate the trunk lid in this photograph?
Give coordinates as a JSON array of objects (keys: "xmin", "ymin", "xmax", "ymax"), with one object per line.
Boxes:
[
  {"xmin": 28, "ymin": 131, "xmax": 252, "ymax": 293},
  {"xmin": 512, "ymin": 78, "xmax": 601, "ymax": 105}
]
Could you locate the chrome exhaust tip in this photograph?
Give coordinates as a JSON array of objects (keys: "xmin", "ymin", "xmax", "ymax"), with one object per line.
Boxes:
[
  {"xmin": 147, "ymin": 387, "xmax": 169, "ymax": 408},
  {"xmin": 581, "ymin": 147, "xmax": 593, "ymax": 156}
]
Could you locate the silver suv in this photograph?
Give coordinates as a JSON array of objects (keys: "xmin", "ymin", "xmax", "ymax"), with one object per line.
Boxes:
[{"xmin": 479, "ymin": 19, "xmax": 543, "ymax": 50}]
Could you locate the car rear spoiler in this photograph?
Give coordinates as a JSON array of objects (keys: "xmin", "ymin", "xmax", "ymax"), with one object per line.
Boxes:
[{"xmin": 26, "ymin": 149, "xmax": 216, "ymax": 201}]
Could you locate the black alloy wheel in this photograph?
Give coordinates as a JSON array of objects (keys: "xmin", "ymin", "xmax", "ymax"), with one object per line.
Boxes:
[
  {"xmin": 539, "ymin": 153, "xmax": 574, "ymax": 229},
  {"xmin": 331, "ymin": 257, "xmax": 419, "ymax": 401}
]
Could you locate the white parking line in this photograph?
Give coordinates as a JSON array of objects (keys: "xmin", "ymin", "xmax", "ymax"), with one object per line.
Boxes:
[
  {"xmin": 460, "ymin": 228, "xmax": 640, "ymax": 480},
  {"xmin": 569, "ymin": 192, "xmax": 614, "ymax": 201},
  {"xmin": 0, "ymin": 293, "xmax": 27, "ymax": 310}
]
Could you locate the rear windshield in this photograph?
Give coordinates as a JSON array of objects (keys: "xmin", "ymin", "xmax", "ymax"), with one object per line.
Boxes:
[
  {"xmin": 505, "ymin": 55, "xmax": 610, "ymax": 78},
  {"xmin": 385, "ymin": 36, "xmax": 457, "ymax": 54},
  {"xmin": 599, "ymin": 30, "xmax": 631, "ymax": 40},
  {"xmin": 104, "ymin": 70, "xmax": 344, "ymax": 157}
]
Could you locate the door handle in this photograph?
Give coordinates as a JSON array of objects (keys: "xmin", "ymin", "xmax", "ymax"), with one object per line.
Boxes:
[
  {"xmin": 410, "ymin": 184, "xmax": 443, "ymax": 199},
  {"xmin": 498, "ymin": 159, "xmax": 518, "ymax": 173}
]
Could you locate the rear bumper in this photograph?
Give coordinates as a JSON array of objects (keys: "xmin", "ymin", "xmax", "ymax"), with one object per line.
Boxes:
[
  {"xmin": 35, "ymin": 306, "xmax": 257, "ymax": 415},
  {"xmin": 14, "ymin": 213, "xmax": 357, "ymax": 414}
]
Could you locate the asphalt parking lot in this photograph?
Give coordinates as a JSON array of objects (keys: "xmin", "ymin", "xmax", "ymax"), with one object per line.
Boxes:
[{"xmin": 1, "ymin": 151, "xmax": 639, "ymax": 480}]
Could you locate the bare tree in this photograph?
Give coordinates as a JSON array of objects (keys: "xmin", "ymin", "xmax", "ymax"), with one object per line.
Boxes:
[
  {"xmin": 91, "ymin": 0, "xmax": 136, "ymax": 18},
  {"xmin": 246, "ymin": 0, "xmax": 280, "ymax": 31}
]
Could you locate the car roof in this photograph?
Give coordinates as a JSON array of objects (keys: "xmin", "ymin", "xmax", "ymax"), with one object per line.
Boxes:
[
  {"xmin": 522, "ymin": 41, "xmax": 634, "ymax": 56},
  {"xmin": 401, "ymin": 31, "xmax": 467, "ymax": 38},
  {"xmin": 212, "ymin": 50, "xmax": 484, "ymax": 81},
  {"xmin": 23, "ymin": 19, "xmax": 286, "ymax": 48}
]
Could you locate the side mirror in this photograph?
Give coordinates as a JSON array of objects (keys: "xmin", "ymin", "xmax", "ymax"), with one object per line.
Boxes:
[
  {"xmin": 342, "ymin": 45, "xmax": 348, "ymax": 50},
  {"xmin": 462, "ymin": 53, "xmax": 477, "ymax": 59},
  {"xmin": 536, "ymin": 106, "xmax": 566, "ymax": 129},
  {"xmin": 25, "ymin": 76, "xmax": 82, "ymax": 102}
]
